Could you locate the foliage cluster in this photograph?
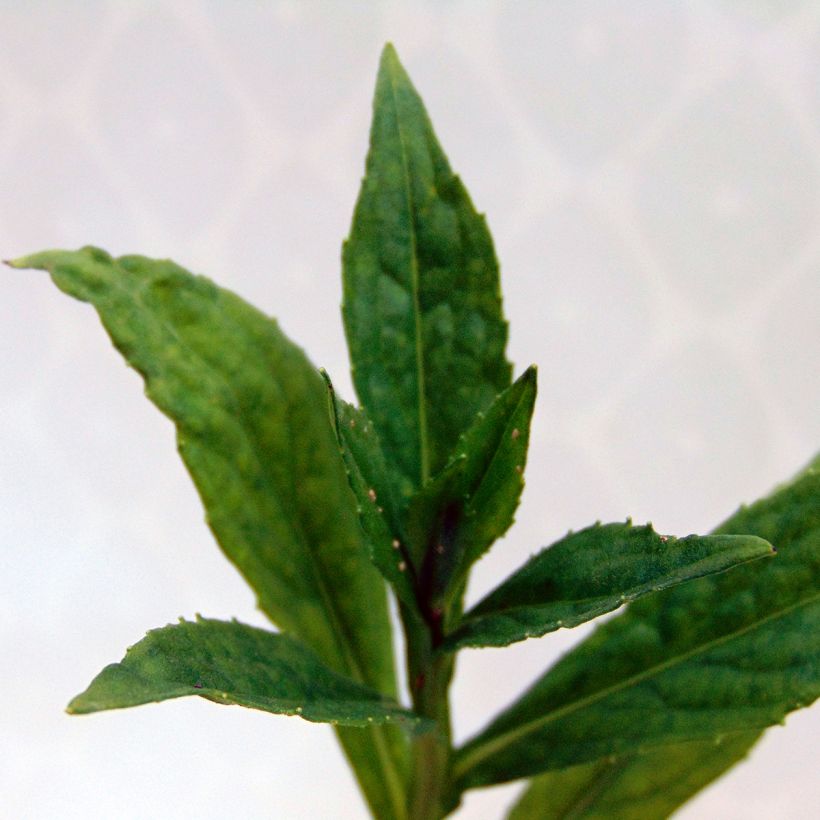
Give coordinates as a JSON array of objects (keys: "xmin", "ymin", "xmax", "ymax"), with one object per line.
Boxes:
[{"xmin": 8, "ymin": 45, "xmax": 818, "ymax": 819}]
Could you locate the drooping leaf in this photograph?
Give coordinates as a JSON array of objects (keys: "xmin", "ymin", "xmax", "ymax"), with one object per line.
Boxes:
[
  {"xmin": 323, "ymin": 372, "xmax": 417, "ymax": 609},
  {"xmin": 506, "ymin": 732, "xmax": 757, "ymax": 820},
  {"xmin": 443, "ymin": 522, "xmax": 773, "ymax": 651},
  {"xmin": 69, "ymin": 617, "xmax": 430, "ymax": 733},
  {"xmin": 404, "ymin": 367, "xmax": 537, "ymax": 607},
  {"xmin": 451, "ymin": 459, "xmax": 820, "ymax": 794},
  {"xmin": 8, "ymin": 247, "xmax": 407, "ymax": 819},
  {"xmin": 342, "ymin": 43, "xmax": 512, "ymax": 491}
]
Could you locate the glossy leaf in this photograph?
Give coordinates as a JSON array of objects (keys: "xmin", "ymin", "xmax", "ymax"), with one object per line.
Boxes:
[
  {"xmin": 8, "ymin": 247, "xmax": 407, "ymax": 819},
  {"xmin": 69, "ymin": 617, "xmax": 429, "ymax": 733},
  {"xmin": 507, "ymin": 733, "xmax": 757, "ymax": 820},
  {"xmin": 452, "ymin": 459, "xmax": 820, "ymax": 794},
  {"xmin": 324, "ymin": 372, "xmax": 417, "ymax": 609},
  {"xmin": 342, "ymin": 44, "xmax": 512, "ymax": 491},
  {"xmin": 444, "ymin": 522, "xmax": 773, "ymax": 651},
  {"xmin": 404, "ymin": 367, "xmax": 537, "ymax": 607}
]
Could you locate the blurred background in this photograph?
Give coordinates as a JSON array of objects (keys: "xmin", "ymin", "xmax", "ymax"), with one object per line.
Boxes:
[{"xmin": 1, "ymin": 1, "xmax": 818, "ymax": 818}]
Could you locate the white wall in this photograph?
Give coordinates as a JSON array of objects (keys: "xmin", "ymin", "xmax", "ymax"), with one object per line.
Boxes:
[{"xmin": 1, "ymin": 2, "xmax": 818, "ymax": 818}]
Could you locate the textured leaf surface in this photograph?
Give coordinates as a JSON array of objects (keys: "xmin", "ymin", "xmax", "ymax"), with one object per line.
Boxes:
[
  {"xmin": 444, "ymin": 522, "xmax": 773, "ymax": 651},
  {"xmin": 324, "ymin": 372, "xmax": 417, "ymax": 608},
  {"xmin": 342, "ymin": 44, "xmax": 511, "ymax": 490},
  {"xmin": 452, "ymin": 460, "xmax": 820, "ymax": 793},
  {"xmin": 69, "ymin": 618, "xmax": 429, "ymax": 732},
  {"xmin": 9, "ymin": 247, "xmax": 407, "ymax": 819},
  {"xmin": 507, "ymin": 733, "xmax": 757, "ymax": 820},
  {"xmin": 404, "ymin": 367, "xmax": 537, "ymax": 606},
  {"xmin": 507, "ymin": 462, "xmax": 820, "ymax": 819}
]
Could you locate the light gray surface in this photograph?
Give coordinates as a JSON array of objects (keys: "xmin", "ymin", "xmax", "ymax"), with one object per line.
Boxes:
[{"xmin": 1, "ymin": 2, "xmax": 818, "ymax": 818}]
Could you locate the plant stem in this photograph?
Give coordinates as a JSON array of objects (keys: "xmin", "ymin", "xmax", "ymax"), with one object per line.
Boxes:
[{"xmin": 403, "ymin": 604, "xmax": 455, "ymax": 820}]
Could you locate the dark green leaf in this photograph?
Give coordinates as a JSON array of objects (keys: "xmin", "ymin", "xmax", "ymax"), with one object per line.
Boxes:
[
  {"xmin": 323, "ymin": 372, "xmax": 417, "ymax": 609},
  {"xmin": 8, "ymin": 247, "xmax": 407, "ymax": 819},
  {"xmin": 444, "ymin": 522, "xmax": 773, "ymax": 651},
  {"xmin": 342, "ymin": 43, "xmax": 512, "ymax": 490},
  {"xmin": 404, "ymin": 367, "xmax": 537, "ymax": 606},
  {"xmin": 451, "ymin": 459, "xmax": 820, "ymax": 793},
  {"xmin": 69, "ymin": 617, "xmax": 429, "ymax": 733},
  {"xmin": 507, "ymin": 733, "xmax": 757, "ymax": 820}
]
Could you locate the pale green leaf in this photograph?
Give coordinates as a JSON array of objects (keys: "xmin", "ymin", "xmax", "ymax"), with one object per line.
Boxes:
[
  {"xmin": 451, "ymin": 461, "xmax": 820, "ymax": 794},
  {"xmin": 342, "ymin": 44, "xmax": 512, "ymax": 490},
  {"xmin": 69, "ymin": 617, "xmax": 429, "ymax": 733},
  {"xmin": 444, "ymin": 523, "xmax": 773, "ymax": 651}
]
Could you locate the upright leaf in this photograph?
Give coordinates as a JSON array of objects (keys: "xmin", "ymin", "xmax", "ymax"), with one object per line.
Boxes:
[
  {"xmin": 70, "ymin": 617, "xmax": 430, "ymax": 732},
  {"xmin": 451, "ymin": 460, "xmax": 820, "ymax": 794},
  {"xmin": 507, "ymin": 733, "xmax": 757, "ymax": 820},
  {"xmin": 444, "ymin": 522, "xmax": 773, "ymax": 651},
  {"xmin": 8, "ymin": 248, "xmax": 407, "ymax": 819},
  {"xmin": 324, "ymin": 373, "xmax": 417, "ymax": 609},
  {"xmin": 404, "ymin": 367, "xmax": 537, "ymax": 606},
  {"xmin": 343, "ymin": 44, "xmax": 512, "ymax": 490}
]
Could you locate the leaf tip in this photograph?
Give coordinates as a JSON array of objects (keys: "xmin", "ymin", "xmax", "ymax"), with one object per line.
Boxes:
[
  {"xmin": 65, "ymin": 693, "xmax": 91, "ymax": 715},
  {"xmin": 380, "ymin": 41, "xmax": 399, "ymax": 64},
  {"xmin": 378, "ymin": 42, "xmax": 409, "ymax": 82},
  {"xmin": 4, "ymin": 256, "xmax": 29, "ymax": 269}
]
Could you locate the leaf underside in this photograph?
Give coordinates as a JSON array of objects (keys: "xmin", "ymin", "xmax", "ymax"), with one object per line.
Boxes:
[
  {"xmin": 69, "ymin": 617, "xmax": 429, "ymax": 733},
  {"xmin": 507, "ymin": 732, "xmax": 758, "ymax": 820},
  {"xmin": 452, "ymin": 458, "xmax": 820, "ymax": 796},
  {"xmin": 444, "ymin": 522, "xmax": 774, "ymax": 651},
  {"xmin": 343, "ymin": 43, "xmax": 512, "ymax": 492}
]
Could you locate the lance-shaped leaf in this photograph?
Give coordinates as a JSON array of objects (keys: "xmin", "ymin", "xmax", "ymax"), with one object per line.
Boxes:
[
  {"xmin": 404, "ymin": 367, "xmax": 537, "ymax": 606},
  {"xmin": 342, "ymin": 44, "xmax": 512, "ymax": 490},
  {"xmin": 451, "ymin": 460, "xmax": 820, "ymax": 794},
  {"xmin": 506, "ymin": 460, "xmax": 820, "ymax": 820},
  {"xmin": 323, "ymin": 372, "xmax": 417, "ymax": 609},
  {"xmin": 7, "ymin": 248, "xmax": 407, "ymax": 819},
  {"xmin": 69, "ymin": 617, "xmax": 430, "ymax": 733},
  {"xmin": 507, "ymin": 732, "xmax": 758, "ymax": 820},
  {"xmin": 443, "ymin": 522, "xmax": 773, "ymax": 651}
]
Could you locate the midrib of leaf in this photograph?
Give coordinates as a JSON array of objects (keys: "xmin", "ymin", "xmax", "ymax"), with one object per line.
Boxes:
[
  {"xmin": 111, "ymin": 269, "xmax": 407, "ymax": 819},
  {"xmin": 455, "ymin": 591, "xmax": 820, "ymax": 782},
  {"xmin": 387, "ymin": 55, "xmax": 430, "ymax": 486}
]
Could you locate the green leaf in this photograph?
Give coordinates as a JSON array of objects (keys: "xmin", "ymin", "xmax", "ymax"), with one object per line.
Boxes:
[
  {"xmin": 443, "ymin": 522, "xmax": 774, "ymax": 651},
  {"xmin": 451, "ymin": 460, "xmax": 820, "ymax": 794},
  {"xmin": 342, "ymin": 43, "xmax": 512, "ymax": 490},
  {"xmin": 8, "ymin": 247, "xmax": 407, "ymax": 820},
  {"xmin": 506, "ymin": 733, "xmax": 758, "ymax": 820},
  {"xmin": 404, "ymin": 366, "xmax": 537, "ymax": 607},
  {"xmin": 506, "ymin": 459, "xmax": 820, "ymax": 819},
  {"xmin": 69, "ymin": 617, "xmax": 429, "ymax": 733},
  {"xmin": 323, "ymin": 372, "xmax": 417, "ymax": 609}
]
